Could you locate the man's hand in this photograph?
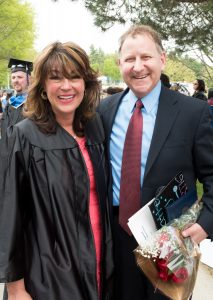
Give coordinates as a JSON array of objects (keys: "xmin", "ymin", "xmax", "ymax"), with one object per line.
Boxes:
[
  {"xmin": 182, "ymin": 222, "xmax": 208, "ymax": 244},
  {"xmin": 7, "ymin": 279, "xmax": 32, "ymax": 300}
]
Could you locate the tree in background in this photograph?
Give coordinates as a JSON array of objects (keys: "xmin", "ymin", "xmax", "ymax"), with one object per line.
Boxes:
[
  {"xmin": 165, "ymin": 58, "xmax": 195, "ymax": 83},
  {"xmin": 89, "ymin": 45, "xmax": 105, "ymax": 73},
  {"xmin": 102, "ymin": 54, "xmax": 121, "ymax": 83},
  {"xmin": 52, "ymin": 0, "xmax": 213, "ymax": 82},
  {"xmin": 0, "ymin": 0, "xmax": 36, "ymax": 87},
  {"xmin": 89, "ymin": 46, "xmax": 121, "ymax": 84},
  {"xmin": 167, "ymin": 52, "xmax": 213, "ymax": 87}
]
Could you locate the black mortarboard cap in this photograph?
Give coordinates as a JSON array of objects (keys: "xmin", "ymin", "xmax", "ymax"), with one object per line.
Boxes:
[{"xmin": 8, "ymin": 58, "xmax": 33, "ymax": 75}]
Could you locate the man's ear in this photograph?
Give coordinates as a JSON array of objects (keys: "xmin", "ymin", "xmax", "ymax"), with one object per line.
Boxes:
[{"xmin": 161, "ymin": 52, "xmax": 166, "ymax": 71}]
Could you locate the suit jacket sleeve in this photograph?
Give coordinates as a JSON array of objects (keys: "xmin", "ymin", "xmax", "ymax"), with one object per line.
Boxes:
[{"xmin": 193, "ymin": 103, "xmax": 213, "ymax": 238}]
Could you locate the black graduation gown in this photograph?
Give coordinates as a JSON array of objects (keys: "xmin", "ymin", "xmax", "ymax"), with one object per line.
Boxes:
[
  {"xmin": 0, "ymin": 115, "xmax": 113, "ymax": 300},
  {"xmin": 0, "ymin": 103, "xmax": 24, "ymax": 141}
]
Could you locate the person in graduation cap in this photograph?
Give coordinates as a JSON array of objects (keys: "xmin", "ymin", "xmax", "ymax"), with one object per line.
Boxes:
[
  {"xmin": 0, "ymin": 41, "xmax": 113, "ymax": 300},
  {"xmin": 0, "ymin": 58, "xmax": 33, "ymax": 141}
]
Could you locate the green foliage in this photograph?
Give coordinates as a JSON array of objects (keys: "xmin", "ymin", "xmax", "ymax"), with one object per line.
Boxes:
[
  {"xmin": 83, "ymin": 0, "xmax": 213, "ymax": 54},
  {"xmin": 165, "ymin": 58, "xmax": 196, "ymax": 83},
  {"xmin": 0, "ymin": 0, "xmax": 36, "ymax": 87},
  {"xmin": 59, "ymin": 0, "xmax": 213, "ymax": 82},
  {"xmin": 167, "ymin": 52, "xmax": 213, "ymax": 87},
  {"xmin": 196, "ymin": 181, "xmax": 203, "ymax": 199},
  {"xmin": 89, "ymin": 46, "xmax": 121, "ymax": 82},
  {"xmin": 89, "ymin": 45, "xmax": 105, "ymax": 73},
  {"xmin": 102, "ymin": 54, "xmax": 121, "ymax": 82}
]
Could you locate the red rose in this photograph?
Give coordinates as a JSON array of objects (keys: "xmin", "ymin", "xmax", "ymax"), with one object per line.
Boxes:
[
  {"xmin": 156, "ymin": 259, "xmax": 172, "ymax": 282},
  {"xmin": 157, "ymin": 259, "xmax": 168, "ymax": 271},
  {"xmin": 172, "ymin": 267, "xmax": 189, "ymax": 283},
  {"xmin": 159, "ymin": 271, "xmax": 170, "ymax": 281}
]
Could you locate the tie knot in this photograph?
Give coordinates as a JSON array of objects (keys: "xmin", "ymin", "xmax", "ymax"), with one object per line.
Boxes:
[{"xmin": 136, "ymin": 99, "xmax": 143, "ymax": 109}]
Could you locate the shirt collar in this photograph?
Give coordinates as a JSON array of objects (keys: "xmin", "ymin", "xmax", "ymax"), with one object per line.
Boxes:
[
  {"xmin": 125, "ymin": 81, "xmax": 162, "ymax": 113},
  {"xmin": 15, "ymin": 91, "xmax": 27, "ymax": 97}
]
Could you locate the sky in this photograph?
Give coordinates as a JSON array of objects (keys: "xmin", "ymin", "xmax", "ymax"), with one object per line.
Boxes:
[{"xmin": 27, "ymin": 0, "xmax": 129, "ymax": 54}]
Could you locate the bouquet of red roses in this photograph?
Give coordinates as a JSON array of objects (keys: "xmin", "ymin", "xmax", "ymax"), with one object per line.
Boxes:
[{"xmin": 134, "ymin": 202, "xmax": 202, "ymax": 300}]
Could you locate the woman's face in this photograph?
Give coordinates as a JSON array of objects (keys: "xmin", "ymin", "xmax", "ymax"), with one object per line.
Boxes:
[
  {"xmin": 44, "ymin": 71, "xmax": 85, "ymax": 123},
  {"xmin": 193, "ymin": 80, "xmax": 198, "ymax": 91}
]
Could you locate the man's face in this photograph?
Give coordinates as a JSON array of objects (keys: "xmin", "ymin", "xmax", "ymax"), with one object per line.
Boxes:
[
  {"xmin": 118, "ymin": 34, "xmax": 166, "ymax": 99},
  {"xmin": 11, "ymin": 71, "xmax": 28, "ymax": 94}
]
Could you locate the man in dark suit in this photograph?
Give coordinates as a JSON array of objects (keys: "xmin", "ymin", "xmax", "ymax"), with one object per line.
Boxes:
[{"xmin": 98, "ymin": 25, "xmax": 213, "ymax": 300}]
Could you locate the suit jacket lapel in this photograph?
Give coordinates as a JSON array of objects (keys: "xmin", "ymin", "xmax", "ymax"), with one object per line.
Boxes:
[{"xmin": 144, "ymin": 87, "xmax": 180, "ymax": 178}]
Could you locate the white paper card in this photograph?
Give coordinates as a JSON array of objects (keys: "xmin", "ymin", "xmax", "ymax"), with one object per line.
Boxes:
[
  {"xmin": 127, "ymin": 198, "xmax": 157, "ymax": 246},
  {"xmin": 200, "ymin": 239, "xmax": 213, "ymax": 268}
]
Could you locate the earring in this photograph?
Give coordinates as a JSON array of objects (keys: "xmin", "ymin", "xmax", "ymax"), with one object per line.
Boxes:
[{"xmin": 41, "ymin": 90, "xmax": 48, "ymax": 100}]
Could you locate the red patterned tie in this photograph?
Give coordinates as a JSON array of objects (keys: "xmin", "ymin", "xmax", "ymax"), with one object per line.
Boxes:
[{"xmin": 119, "ymin": 99, "xmax": 143, "ymax": 235}]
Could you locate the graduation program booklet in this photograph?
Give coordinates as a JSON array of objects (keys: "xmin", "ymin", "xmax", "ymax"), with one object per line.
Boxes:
[
  {"xmin": 127, "ymin": 198, "xmax": 157, "ymax": 247},
  {"xmin": 149, "ymin": 172, "xmax": 188, "ymax": 229}
]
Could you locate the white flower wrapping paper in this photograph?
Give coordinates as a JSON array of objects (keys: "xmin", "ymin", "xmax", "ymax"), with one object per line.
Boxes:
[{"xmin": 134, "ymin": 202, "xmax": 203, "ymax": 300}]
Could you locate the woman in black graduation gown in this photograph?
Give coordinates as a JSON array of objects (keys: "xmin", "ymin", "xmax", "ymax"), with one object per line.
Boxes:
[{"xmin": 0, "ymin": 41, "xmax": 113, "ymax": 300}]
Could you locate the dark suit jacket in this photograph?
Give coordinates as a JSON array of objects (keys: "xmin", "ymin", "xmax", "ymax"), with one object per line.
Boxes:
[{"xmin": 98, "ymin": 85, "xmax": 213, "ymax": 239}]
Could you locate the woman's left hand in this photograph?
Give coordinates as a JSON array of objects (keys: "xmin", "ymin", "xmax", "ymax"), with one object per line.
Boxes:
[
  {"xmin": 8, "ymin": 290, "xmax": 33, "ymax": 300},
  {"xmin": 7, "ymin": 279, "xmax": 33, "ymax": 300}
]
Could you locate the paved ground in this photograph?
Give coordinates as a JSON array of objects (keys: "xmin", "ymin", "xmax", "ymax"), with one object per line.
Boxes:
[{"xmin": 1, "ymin": 262, "xmax": 212, "ymax": 299}]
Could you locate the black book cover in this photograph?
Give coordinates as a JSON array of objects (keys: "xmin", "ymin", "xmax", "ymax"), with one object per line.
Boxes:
[{"xmin": 149, "ymin": 172, "xmax": 188, "ymax": 229}]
